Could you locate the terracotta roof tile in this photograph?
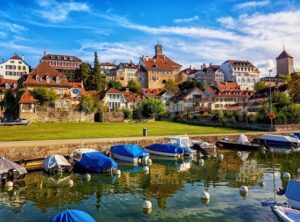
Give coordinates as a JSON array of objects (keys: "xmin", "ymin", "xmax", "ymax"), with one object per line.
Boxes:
[
  {"xmin": 142, "ymin": 54, "xmax": 181, "ymax": 71},
  {"xmin": 19, "ymin": 91, "xmax": 37, "ymax": 104},
  {"xmin": 41, "ymin": 54, "xmax": 82, "ymax": 62}
]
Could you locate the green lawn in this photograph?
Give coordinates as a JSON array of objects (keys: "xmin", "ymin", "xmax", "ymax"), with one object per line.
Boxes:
[{"xmin": 0, "ymin": 121, "xmax": 250, "ymax": 142}]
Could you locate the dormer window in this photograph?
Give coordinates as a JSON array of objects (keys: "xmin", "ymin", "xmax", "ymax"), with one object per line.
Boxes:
[
  {"xmin": 46, "ymin": 76, "xmax": 51, "ymax": 83},
  {"xmin": 36, "ymin": 75, "xmax": 41, "ymax": 83},
  {"xmin": 56, "ymin": 76, "xmax": 61, "ymax": 84},
  {"xmin": 5, "ymin": 83, "xmax": 10, "ymax": 89}
]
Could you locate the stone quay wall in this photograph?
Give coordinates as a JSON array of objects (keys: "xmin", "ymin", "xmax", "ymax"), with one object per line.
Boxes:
[{"xmin": 0, "ymin": 132, "xmax": 285, "ymax": 162}]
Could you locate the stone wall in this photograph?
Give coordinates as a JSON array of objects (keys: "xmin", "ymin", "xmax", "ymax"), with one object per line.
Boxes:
[
  {"xmin": 100, "ymin": 112, "xmax": 124, "ymax": 122},
  {"xmin": 20, "ymin": 110, "xmax": 94, "ymax": 122}
]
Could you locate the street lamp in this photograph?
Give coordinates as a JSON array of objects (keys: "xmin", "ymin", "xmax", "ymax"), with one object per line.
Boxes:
[{"xmin": 269, "ymin": 69, "xmax": 273, "ymax": 130}]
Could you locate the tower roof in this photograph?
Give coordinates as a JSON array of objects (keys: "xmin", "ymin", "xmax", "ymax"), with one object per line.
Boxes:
[{"xmin": 276, "ymin": 50, "xmax": 293, "ymax": 59}]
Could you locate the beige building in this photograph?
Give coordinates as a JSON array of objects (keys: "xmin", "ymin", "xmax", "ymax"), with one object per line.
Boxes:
[
  {"xmin": 276, "ymin": 49, "xmax": 294, "ymax": 75},
  {"xmin": 116, "ymin": 62, "xmax": 139, "ymax": 87},
  {"xmin": 139, "ymin": 43, "xmax": 182, "ymax": 89}
]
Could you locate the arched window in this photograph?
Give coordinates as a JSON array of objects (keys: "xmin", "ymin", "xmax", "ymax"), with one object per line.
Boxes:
[
  {"xmin": 246, "ymin": 78, "xmax": 250, "ymax": 83},
  {"xmin": 252, "ymin": 78, "xmax": 256, "ymax": 83},
  {"xmin": 241, "ymin": 78, "xmax": 245, "ymax": 83}
]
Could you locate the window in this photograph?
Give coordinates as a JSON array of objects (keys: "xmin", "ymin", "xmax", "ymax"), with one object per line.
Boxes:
[
  {"xmin": 46, "ymin": 76, "xmax": 51, "ymax": 83},
  {"xmin": 56, "ymin": 76, "xmax": 61, "ymax": 84},
  {"xmin": 5, "ymin": 83, "xmax": 10, "ymax": 89},
  {"xmin": 18, "ymin": 66, "xmax": 21, "ymax": 70}
]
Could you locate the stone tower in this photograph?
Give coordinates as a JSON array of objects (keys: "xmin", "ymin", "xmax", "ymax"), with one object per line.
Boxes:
[
  {"xmin": 276, "ymin": 49, "xmax": 294, "ymax": 75},
  {"xmin": 155, "ymin": 42, "xmax": 163, "ymax": 56}
]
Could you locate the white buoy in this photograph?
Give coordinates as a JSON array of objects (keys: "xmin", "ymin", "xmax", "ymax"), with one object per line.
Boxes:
[
  {"xmin": 115, "ymin": 169, "xmax": 121, "ymax": 177},
  {"xmin": 148, "ymin": 159, "xmax": 152, "ymax": 165},
  {"xmin": 283, "ymin": 172, "xmax": 291, "ymax": 179},
  {"xmin": 218, "ymin": 154, "xmax": 224, "ymax": 160},
  {"xmin": 200, "ymin": 191, "xmax": 210, "ymax": 200},
  {"xmin": 5, "ymin": 181, "xmax": 13, "ymax": 191},
  {"xmin": 199, "ymin": 159, "xmax": 205, "ymax": 166},
  {"xmin": 297, "ymin": 168, "xmax": 300, "ymax": 174},
  {"xmin": 143, "ymin": 166, "xmax": 150, "ymax": 173},
  {"xmin": 85, "ymin": 173, "xmax": 91, "ymax": 181},
  {"xmin": 69, "ymin": 179, "xmax": 74, "ymax": 187},
  {"xmin": 142, "ymin": 200, "xmax": 152, "ymax": 214},
  {"xmin": 237, "ymin": 151, "xmax": 242, "ymax": 157},
  {"xmin": 240, "ymin": 185, "xmax": 249, "ymax": 193}
]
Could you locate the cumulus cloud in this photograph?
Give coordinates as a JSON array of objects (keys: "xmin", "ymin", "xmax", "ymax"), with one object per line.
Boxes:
[
  {"xmin": 234, "ymin": 0, "xmax": 271, "ymax": 10},
  {"xmin": 173, "ymin": 16, "xmax": 199, "ymax": 23}
]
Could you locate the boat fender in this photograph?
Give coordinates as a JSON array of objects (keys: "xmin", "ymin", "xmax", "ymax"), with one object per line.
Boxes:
[
  {"xmin": 143, "ymin": 166, "xmax": 149, "ymax": 173},
  {"xmin": 199, "ymin": 159, "xmax": 205, "ymax": 166},
  {"xmin": 297, "ymin": 168, "xmax": 300, "ymax": 174},
  {"xmin": 237, "ymin": 151, "xmax": 242, "ymax": 157},
  {"xmin": 200, "ymin": 191, "xmax": 210, "ymax": 200},
  {"xmin": 69, "ymin": 179, "xmax": 74, "ymax": 187},
  {"xmin": 85, "ymin": 173, "xmax": 91, "ymax": 181},
  {"xmin": 115, "ymin": 170, "xmax": 121, "ymax": 177},
  {"xmin": 240, "ymin": 185, "xmax": 249, "ymax": 193},
  {"xmin": 148, "ymin": 159, "xmax": 152, "ymax": 165},
  {"xmin": 282, "ymin": 172, "xmax": 291, "ymax": 180},
  {"xmin": 142, "ymin": 200, "xmax": 152, "ymax": 214},
  {"xmin": 218, "ymin": 154, "xmax": 224, "ymax": 160}
]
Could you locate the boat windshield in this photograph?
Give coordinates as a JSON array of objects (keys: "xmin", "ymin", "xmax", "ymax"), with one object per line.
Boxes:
[{"xmin": 167, "ymin": 138, "xmax": 179, "ymax": 145}]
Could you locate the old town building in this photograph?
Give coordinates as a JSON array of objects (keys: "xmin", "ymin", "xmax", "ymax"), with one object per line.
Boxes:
[
  {"xmin": 219, "ymin": 60, "xmax": 260, "ymax": 90},
  {"xmin": 139, "ymin": 43, "xmax": 182, "ymax": 89},
  {"xmin": 276, "ymin": 49, "xmax": 294, "ymax": 75},
  {"xmin": 116, "ymin": 62, "xmax": 139, "ymax": 87},
  {"xmin": 40, "ymin": 52, "xmax": 82, "ymax": 72},
  {"xmin": 0, "ymin": 54, "xmax": 30, "ymax": 80},
  {"xmin": 100, "ymin": 62, "xmax": 117, "ymax": 81}
]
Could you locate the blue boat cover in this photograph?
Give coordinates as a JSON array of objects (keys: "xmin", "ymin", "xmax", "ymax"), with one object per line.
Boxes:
[
  {"xmin": 50, "ymin": 209, "xmax": 95, "ymax": 222},
  {"xmin": 146, "ymin": 144, "xmax": 185, "ymax": 154},
  {"xmin": 79, "ymin": 152, "xmax": 117, "ymax": 173},
  {"xmin": 291, "ymin": 133, "xmax": 300, "ymax": 140},
  {"xmin": 110, "ymin": 144, "xmax": 149, "ymax": 158},
  {"xmin": 286, "ymin": 180, "xmax": 300, "ymax": 202}
]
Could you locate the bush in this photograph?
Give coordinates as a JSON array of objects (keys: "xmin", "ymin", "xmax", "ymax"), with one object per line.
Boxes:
[
  {"xmin": 32, "ymin": 87, "xmax": 57, "ymax": 105},
  {"xmin": 121, "ymin": 109, "xmax": 131, "ymax": 119},
  {"xmin": 134, "ymin": 98, "xmax": 166, "ymax": 120},
  {"xmin": 107, "ymin": 80, "xmax": 123, "ymax": 91},
  {"xmin": 79, "ymin": 95, "xmax": 96, "ymax": 113},
  {"xmin": 127, "ymin": 80, "xmax": 142, "ymax": 93}
]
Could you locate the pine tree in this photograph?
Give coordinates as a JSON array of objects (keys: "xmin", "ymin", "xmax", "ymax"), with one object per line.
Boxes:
[{"xmin": 93, "ymin": 52, "xmax": 101, "ymax": 74}]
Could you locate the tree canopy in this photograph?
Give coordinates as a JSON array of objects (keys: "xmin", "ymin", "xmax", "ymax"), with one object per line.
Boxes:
[
  {"xmin": 107, "ymin": 80, "xmax": 123, "ymax": 91},
  {"xmin": 288, "ymin": 72, "xmax": 300, "ymax": 103},
  {"xmin": 32, "ymin": 87, "xmax": 57, "ymax": 105},
  {"xmin": 134, "ymin": 98, "xmax": 166, "ymax": 119},
  {"xmin": 127, "ymin": 80, "xmax": 142, "ymax": 93},
  {"xmin": 254, "ymin": 81, "xmax": 266, "ymax": 92},
  {"xmin": 164, "ymin": 79, "xmax": 179, "ymax": 93}
]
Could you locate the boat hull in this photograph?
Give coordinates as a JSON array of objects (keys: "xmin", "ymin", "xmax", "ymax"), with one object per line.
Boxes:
[
  {"xmin": 288, "ymin": 198, "xmax": 300, "ymax": 210},
  {"xmin": 111, "ymin": 153, "xmax": 149, "ymax": 164},
  {"xmin": 144, "ymin": 148, "xmax": 181, "ymax": 157},
  {"xmin": 216, "ymin": 141, "xmax": 261, "ymax": 150},
  {"xmin": 263, "ymin": 140, "xmax": 298, "ymax": 149}
]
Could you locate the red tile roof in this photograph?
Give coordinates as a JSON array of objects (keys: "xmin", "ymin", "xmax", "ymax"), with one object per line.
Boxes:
[
  {"xmin": 0, "ymin": 78, "xmax": 18, "ymax": 91},
  {"xmin": 216, "ymin": 82, "xmax": 240, "ymax": 92},
  {"xmin": 225, "ymin": 60, "xmax": 255, "ymax": 67},
  {"xmin": 100, "ymin": 62, "xmax": 116, "ymax": 66},
  {"xmin": 123, "ymin": 90, "xmax": 143, "ymax": 102},
  {"xmin": 41, "ymin": 54, "xmax": 82, "ymax": 62},
  {"xmin": 19, "ymin": 91, "xmax": 38, "ymax": 104},
  {"xmin": 142, "ymin": 54, "xmax": 181, "ymax": 71},
  {"xmin": 143, "ymin": 88, "xmax": 162, "ymax": 98},
  {"xmin": 22, "ymin": 62, "xmax": 71, "ymax": 88}
]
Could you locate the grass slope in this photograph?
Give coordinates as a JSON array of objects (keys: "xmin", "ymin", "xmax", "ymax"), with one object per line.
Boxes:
[{"xmin": 0, "ymin": 121, "xmax": 249, "ymax": 142}]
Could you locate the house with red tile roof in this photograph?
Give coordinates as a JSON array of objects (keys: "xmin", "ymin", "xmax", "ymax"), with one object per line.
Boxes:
[
  {"xmin": 19, "ymin": 91, "xmax": 38, "ymax": 115},
  {"xmin": 139, "ymin": 43, "xmax": 182, "ymax": 89},
  {"xmin": 0, "ymin": 53, "xmax": 30, "ymax": 80}
]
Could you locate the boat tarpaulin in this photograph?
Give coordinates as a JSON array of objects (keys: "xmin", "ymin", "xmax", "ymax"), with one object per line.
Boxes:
[
  {"xmin": 260, "ymin": 134, "xmax": 299, "ymax": 143},
  {"xmin": 110, "ymin": 144, "xmax": 149, "ymax": 158},
  {"xmin": 43, "ymin": 155, "xmax": 71, "ymax": 172},
  {"xmin": 0, "ymin": 157, "xmax": 27, "ymax": 175},
  {"xmin": 286, "ymin": 180, "xmax": 300, "ymax": 202},
  {"xmin": 50, "ymin": 209, "xmax": 95, "ymax": 222},
  {"xmin": 79, "ymin": 152, "xmax": 117, "ymax": 173},
  {"xmin": 146, "ymin": 144, "xmax": 185, "ymax": 154}
]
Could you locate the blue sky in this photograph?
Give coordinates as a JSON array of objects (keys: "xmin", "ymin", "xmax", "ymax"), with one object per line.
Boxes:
[{"xmin": 0, "ymin": 0, "xmax": 299, "ymax": 76}]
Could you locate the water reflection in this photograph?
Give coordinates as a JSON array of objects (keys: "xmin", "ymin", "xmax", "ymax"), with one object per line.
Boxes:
[{"xmin": 0, "ymin": 150, "xmax": 300, "ymax": 221}]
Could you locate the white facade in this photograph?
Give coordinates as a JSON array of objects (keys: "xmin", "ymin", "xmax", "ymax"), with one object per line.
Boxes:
[
  {"xmin": 0, "ymin": 54, "xmax": 30, "ymax": 80},
  {"xmin": 219, "ymin": 60, "xmax": 259, "ymax": 90},
  {"xmin": 102, "ymin": 91, "xmax": 127, "ymax": 111}
]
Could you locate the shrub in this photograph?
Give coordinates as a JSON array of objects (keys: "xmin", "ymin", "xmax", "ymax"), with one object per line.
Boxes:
[
  {"xmin": 32, "ymin": 87, "xmax": 57, "ymax": 105},
  {"xmin": 134, "ymin": 98, "xmax": 166, "ymax": 119},
  {"xmin": 79, "ymin": 95, "xmax": 96, "ymax": 113}
]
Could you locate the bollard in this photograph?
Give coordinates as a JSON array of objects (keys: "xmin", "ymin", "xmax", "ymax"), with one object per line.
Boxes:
[{"xmin": 143, "ymin": 128, "xmax": 147, "ymax": 137}]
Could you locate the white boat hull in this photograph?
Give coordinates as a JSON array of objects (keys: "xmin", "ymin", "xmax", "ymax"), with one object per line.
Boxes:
[
  {"xmin": 112, "ymin": 153, "xmax": 149, "ymax": 165},
  {"xmin": 144, "ymin": 148, "xmax": 181, "ymax": 157},
  {"xmin": 288, "ymin": 198, "xmax": 300, "ymax": 210}
]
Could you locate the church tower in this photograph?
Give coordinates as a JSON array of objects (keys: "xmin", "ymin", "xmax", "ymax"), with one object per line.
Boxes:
[
  {"xmin": 155, "ymin": 42, "xmax": 163, "ymax": 56},
  {"xmin": 276, "ymin": 49, "xmax": 294, "ymax": 75}
]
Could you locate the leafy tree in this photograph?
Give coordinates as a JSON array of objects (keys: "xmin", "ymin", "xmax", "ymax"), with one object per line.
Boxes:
[
  {"xmin": 164, "ymin": 79, "xmax": 179, "ymax": 93},
  {"xmin": 32, "ymin": 87, "xmax": 57, "ymax": 105},
  {"xmin": 1, "ymin": 90, "xmax": 18, "ymax": 118},
  {"xmin": 254, "ymin": 81, "xmax": 266, "ymax": 92},
  {"xmin": 97, "ymin": 73, "xmax": 106, "ymax": 91},
  {"xmin": 196, "ymin": 82, "xmax": 205, "ymax": 91},
  {"xmin": 272, "ymin": 91, "xmax": 291, "ymax": 109},
  {"xmin": 255, "ymin": 102, "xmax": 272, "ymax": 124},
  {"xmin": 178, "ymin": 80, "xmax": 196, "ymax": 90},
  {"xmin": 127, "ymin": 80, "xmax": 142, "ymax": 93},
  {"xmin": 79, "ymin": 95, "xmax": 96, "ymax": 113},
  {"xmin": 288, "ymin": 72, "xmax": 300, "ymax": 103},
  {"xmin": 107, "ymin": 80, "xmax": 123, "ymax": 90},
  {"xmin": 135, "ymin": 98, "xmax": 166, "ymax": 119},
  {"xmin": 74, "ymin": 63, "xmax": 92, "ymax": 84}
]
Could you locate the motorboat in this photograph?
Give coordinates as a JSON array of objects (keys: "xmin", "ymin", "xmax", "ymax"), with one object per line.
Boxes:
[
  {"xmin": 110, "ymin": 144, "xmax": 151, "ymax": 165},
  {"xmin": 144, "ymin": 144, "xmax": 184, "ymax": 157},
  {"xmin": 216, "ymin": 134, "xmax": 262, "ymax": 150},
  {"xmin": 271, "ymin": 206, "xmax": 300, "ymax": 222},
  {"xmin": 259, "ymin": 134, "xmax": 300, "ymax": 149},
  {"xmin": 0, "ymin": 157, "xmax": 27, "ymax": 184},
  {"xmin": 285, "ymin": 179, "xmax": 300, "ymax": 210},
  {"xmin": 43, "ymin": 155, "xmax": 72, "ymax": 173},
  {"xmin": 70, "ymin": 148, "xmax": 118, "ymax": 174}
]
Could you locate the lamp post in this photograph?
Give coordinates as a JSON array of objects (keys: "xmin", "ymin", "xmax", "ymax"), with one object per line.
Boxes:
[{"xmin": 269, "ymin": 69, "xmax": 273, "ymax": 130}]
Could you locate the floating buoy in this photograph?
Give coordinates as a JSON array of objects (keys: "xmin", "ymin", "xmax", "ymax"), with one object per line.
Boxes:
[
  {"xmin": 240, "ymin": 185, "xmax": 249, "ymax": 193},
  {"xmin": 69, "ymin": 179, "xmax": 74, "ymax": 187},
  {"xmin": 200, "ymin": 191, "xmax": 210, "ymax": 200},
  {"xmin": 199, "ymin": 159, "xmax": 205, "ymax": 166},
  {"xmin": 237, "ymin": 151, "xmax": 242, "ymax": 157},
  {"xmin": 148, "ymin": 159, "xmax": 152, "ymax": 165},
  {"xmin": 5, "ymin": 181, "xmax": 13, "ymax": 191},
  {"xmin": 283, "ymin": 172, "xmax": 291, "ymax": 179},
  {"xmin": 115, "ymin": 170, "xmax": 121, "ymax": 177},
  {"xmin": 218, "ymin": 154, "xmax": 224, "ymax": 160},
  {"xmin": 142, "ymin": 200, "xmax": 152, "ymax": 214},
  {"xmin": 297, "ymin": 168, "xmax": 300, "ymax": 174},
  {"xmin": 143, "ymin": 166, "xmax": 149, "ymax": 173},
  {"xmin": 85, "ymin": 173, "xmax": 91, "ymax": 181}
]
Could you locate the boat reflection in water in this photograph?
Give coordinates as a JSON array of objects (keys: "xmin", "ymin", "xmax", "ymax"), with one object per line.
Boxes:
[{"xmin": 0, "ymin": 150, "xmax": 300, "ymax": 221}]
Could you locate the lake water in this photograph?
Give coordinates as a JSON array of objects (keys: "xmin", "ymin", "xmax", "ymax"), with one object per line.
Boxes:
[{"xmin": 0, "ymin": 150, "xmax": 299, "ymax": 222}]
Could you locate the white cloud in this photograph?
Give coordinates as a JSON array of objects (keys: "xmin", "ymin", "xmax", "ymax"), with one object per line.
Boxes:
[
  {"xmin": 0, "ymin": 22, "xmax": 27, "ymax": 34},
  {"xmin": 234, "ymin": 0, "xmax": 270, "ymax": 10},
  {"xmin": 217, "ymin": 17, "xmax": 235, "ymax": 29},
  {"xmin": 173, "ymin": 16, "xmax": 199, "ymax": 23},
  {"xmin": 36, "ymin": 0, "xmax": 90, "ymax": 22}
]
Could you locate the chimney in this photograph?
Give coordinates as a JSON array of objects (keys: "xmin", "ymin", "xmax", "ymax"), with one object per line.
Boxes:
[{"xmin": 189, "ymin": 65, "xmax": 192, "ymax": 69}]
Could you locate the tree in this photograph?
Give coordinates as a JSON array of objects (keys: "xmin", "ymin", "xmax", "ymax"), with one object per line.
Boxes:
[
  {"xmin": 79, "ymin": 95, "xmax": 96, "ymax": 113},
  {"xmin": 288, "ymin": 72, "xmax": 300, "ymax": 103},
  {"xmin": 32, "ymin": 87, "xmax": 57, "ymax": 105},
  {"xmin": 93, "ymin": 52, "xmax": 101, "ymax": 75},
  {"xmin": 1, "ymin": 90, "xmax": 18, "ymax": 118},
  {"xmin": 107, "ymin": 80, "xmax": 123, "ymax": 91},
  {"xmin": 272, "ymin": 91, "xmax": 291, "ymax": 109},
  {"xmin": 135, "ymin": 98, "xmax": 166, "ymax": 119},
  {"xmin": 74, "ymin": 63, "xmax": 92, "ymax": 84},
  {"xmin": 254, "ymin": 81, "xmax": 266, "ymax": 92},
  {"xmin": 127, "ymin": 80, "xmax": 142, "ymax": 93},
  {"xmin": 178, "ymin": 80, "xmax": 196, "ymax": 90},
  {"xmin": 164, "ymin": 79, "xmax": 179, "ymax": 93}
]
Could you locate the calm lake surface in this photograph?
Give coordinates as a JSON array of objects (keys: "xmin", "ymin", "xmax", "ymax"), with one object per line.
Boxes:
[{"xmin": 0, "ymin": 150, "xmax": 299, "ymax": 222}]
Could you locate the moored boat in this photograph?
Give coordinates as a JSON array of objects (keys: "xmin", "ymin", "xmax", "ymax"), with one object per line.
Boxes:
[
  {"xmin": 285, "ymin": 179, "xmax": 300, "ymax": 210},
  {"xmin": 51, "ymin": 209, "xmax": 95, "ymax": 222},
  {"xmin": 165, "ymin": 136, "xmax": 195, "ymax": 156},
  {"xmin": 271, "ymin": 206, "xmax": 300, "ymax": 222},
  {"xmin": 216, "ymin": 134, "xmax": 262, "ymax": 150},
  {"xmin": 144, "ymin": 144, "xmax": 184, "ymax": 157},
  {"xmin": 43, "ymin": 154, "xmax": 72, "ymax": 174},
  {"xmin": 0, "ymin": 157, "xmax": 27, "ymax": 184},
  {"xmin": 110, "ymin": 144, "xmax": 151, "ymax": 165},
  {"xmin": 259, "ymin": 134, "xmax": 300, "ymax": 149},
  {"xmin": 70, "ymin": 148, "xmax": 118, "ymax": 174}
]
